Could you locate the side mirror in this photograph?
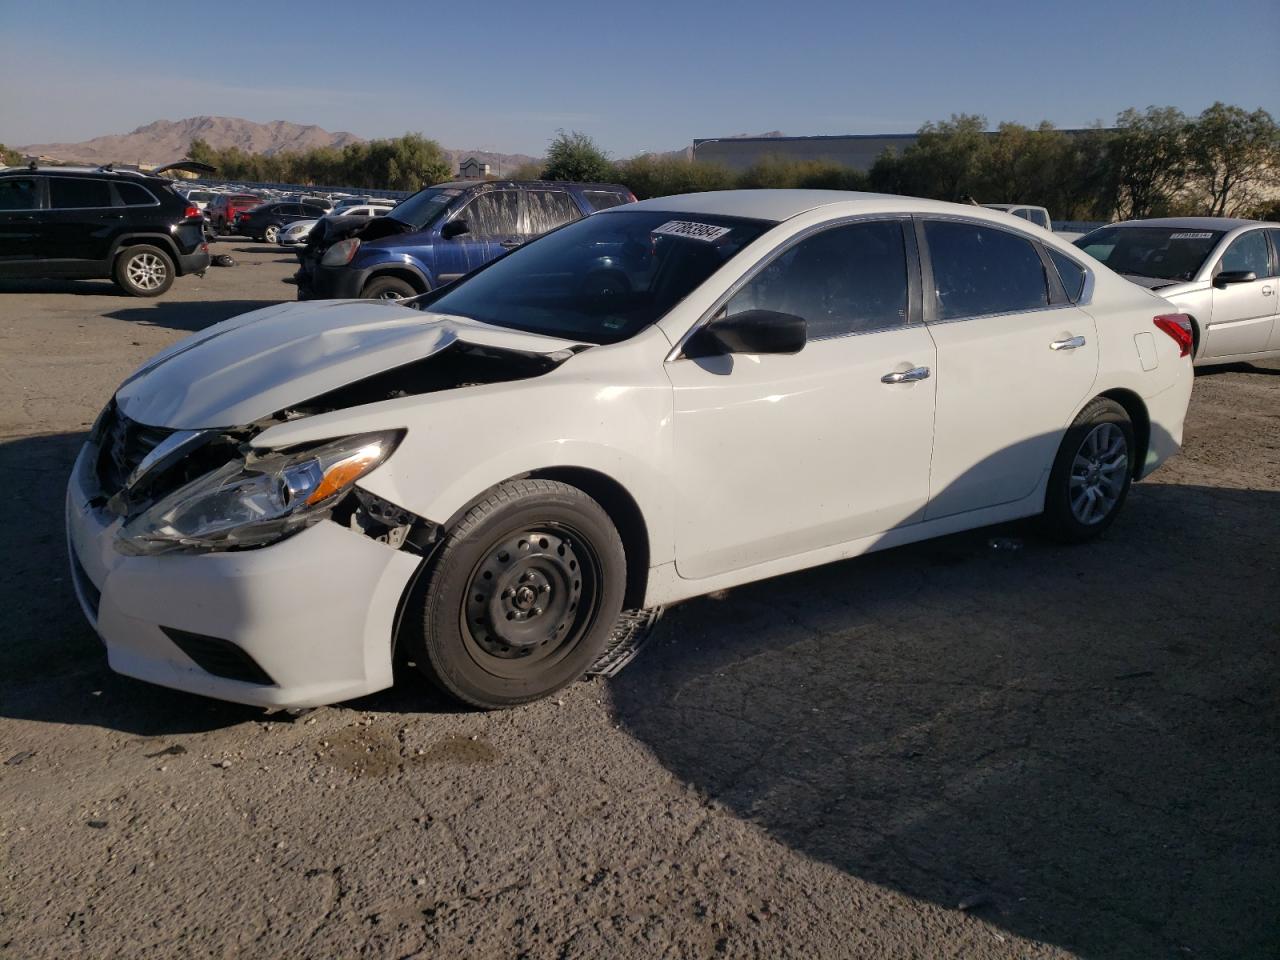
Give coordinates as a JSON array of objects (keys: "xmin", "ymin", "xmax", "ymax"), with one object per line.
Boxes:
[
  {"xmin": 441, "ymin": 219, "xmax": 469, "ymax": 240},
  {"xmin": 1214, "ymin": 270, "xmax": 1257, "ymax": 288},
  {"xmin": 685, "ymin": 309, "xmax": 807, "ymax": 358}
]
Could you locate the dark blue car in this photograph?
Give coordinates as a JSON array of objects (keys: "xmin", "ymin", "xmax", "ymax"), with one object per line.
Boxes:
[{"xmin": 297, "ymin": 179, "xmax": 635, "ymax": 301}]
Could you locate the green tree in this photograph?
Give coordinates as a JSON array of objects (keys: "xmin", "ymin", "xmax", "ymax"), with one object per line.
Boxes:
[
  {"xmin": 615, "ymin": 154, "xmax": 734, "ymax": 198},
  {"xmin": 1185, "ymin": 103, "xmax": 1280, "ymax": 216},
  {"xmin": 542, "ymin": 130, "xmax": 614, "ymax": 182},
  {"xmin": 510, "ymin": 160, "xmax": 546, "ymax": 180},
  {"xmin": 0, "ymin": 143, "xmax": 23, "ymax": 165},
  {"xmin": 1108, "ymin": 107, "xmax": 1188, "ymax": 219}
]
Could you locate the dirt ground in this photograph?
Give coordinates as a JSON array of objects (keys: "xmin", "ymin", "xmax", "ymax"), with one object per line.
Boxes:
[{"xmin": 1, "ymin": 245, "xmax": 1277, "ymax": 960}]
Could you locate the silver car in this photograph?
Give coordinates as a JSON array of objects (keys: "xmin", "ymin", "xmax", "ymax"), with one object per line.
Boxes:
[{"xmin": 1076, "ymin": 217, "xmax": 1280, "ymax": 366}]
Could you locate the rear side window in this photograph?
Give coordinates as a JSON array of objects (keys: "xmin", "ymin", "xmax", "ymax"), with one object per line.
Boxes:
[
  {"xmin": 49, "ymin": 177, "xmax": 112, "ymax": 209},
  {"xmin": 1219, "ymin": 231, "xmax": 1270, "ymax": 277},
  {"xmin": 726, "ymin": 219, "xmax": 910, "ymax": 339},
  {"xmin": 115, "ymin": 183, "xmax": 157, "ymax": 206},
  {"xmin": 1028, "ymin": 208, "xmax": 1050, "ymax": 230},
  {"xmin": 1268, "ymin": 230, "xmax": 1280, "ymax": 277},
  {"xmin": 0, "ymin": 177, "xmax": 39, "ymax": 210},
  {"xmin": 583, "ymin": 190, "xmax": 629, "ymax": 211},
  {"xmin": 524, "ymin": 189, "xmax": 582, "ymax": 236},
  {"xmin": 924, "ymin": 220, "xmax": 1049, "ymax": 320},
  {"xmin": 1048, "ymin": 248, "xmax": 1087, "ymax": 301}
]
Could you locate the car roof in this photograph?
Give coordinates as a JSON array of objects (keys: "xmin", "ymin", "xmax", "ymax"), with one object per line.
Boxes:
[
  {"xmin": 618, "ymin": 189, "xmax": 1022, "ymax": 223},
  {"xmin": 983, "ymin": 203, "xmax": 1044, "ymax": 211},
  {"xmin": 1105, "ymin": 216, "xmax": 1261, "ymax": 231},
  {"xmin": 430, "ymin": 179, "xmax": 629, "ymax": 192}
]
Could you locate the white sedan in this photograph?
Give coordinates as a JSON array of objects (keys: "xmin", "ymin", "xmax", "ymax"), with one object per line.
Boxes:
[
  {"xmin": 277, "ymin": 205, "xmax": 394, "ymax": 246},
  {"xmin": 66, "ymin": 190, "xmax": 1194, "ymax": 710}
]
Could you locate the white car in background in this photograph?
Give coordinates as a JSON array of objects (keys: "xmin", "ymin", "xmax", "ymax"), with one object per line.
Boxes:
[
  {"xmin": 66, "ymin": 190, "xmax": 1193, "ymax": 711},
  {"xmin": 278, "ymin": 205, "xmax": 395, "ymax": 246},
  {"xmin": 1076, "ymin": 217, "xmax": 1280, "ymax": 366}
]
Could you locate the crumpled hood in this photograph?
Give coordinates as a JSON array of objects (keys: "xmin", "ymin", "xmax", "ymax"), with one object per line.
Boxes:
[{"xmin": 115, "ymin": 300, "xmax": 583, "ymax": 430}]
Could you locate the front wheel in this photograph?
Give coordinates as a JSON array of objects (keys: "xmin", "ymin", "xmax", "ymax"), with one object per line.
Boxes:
[
  {"xmin": 410, "ymin": 479, "xmax": 627, "ymax": 709},
  {"xmin": 1040, "ymin": 397, "xmax": 1134, "ymax": 543},
  {"xmin": 263, "ymin": 224, "xmax": 280, "ymax": 244},
  {"xmin": 362, "ymin": 275, "xmax": 418, "ymax": 301}
]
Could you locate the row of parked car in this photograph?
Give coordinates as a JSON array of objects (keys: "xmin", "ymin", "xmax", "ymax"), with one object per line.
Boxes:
[{"xmin": 0, "ymin": 161, "xmax": 1277, "ymax": 366}]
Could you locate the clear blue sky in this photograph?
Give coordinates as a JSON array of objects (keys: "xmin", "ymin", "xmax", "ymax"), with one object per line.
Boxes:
[{"xmin": 2, "ymin": 0, "xmax": 1277, "ymax": 156}]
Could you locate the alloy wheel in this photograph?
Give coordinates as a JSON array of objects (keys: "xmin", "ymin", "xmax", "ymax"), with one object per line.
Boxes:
[
  {"xmin": 126, "ymin": 253, "xmax": 168, "ymax": 291},
  {"xmin": 1069, "ymin": 422, "xmax": 1128, "ymax": 524}
]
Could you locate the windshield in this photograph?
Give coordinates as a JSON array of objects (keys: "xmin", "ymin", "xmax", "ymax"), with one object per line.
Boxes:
[
  {"xmin": 1076, "ymin": 226, "xmax": 1223, "ymax": 282},
  {"xmin": 422, "ymin": 210, "xmax": 775, "ymax": 344},
  {"xmin": 389, "ymin": 186, "xmax": 462, "ymax": 230}
]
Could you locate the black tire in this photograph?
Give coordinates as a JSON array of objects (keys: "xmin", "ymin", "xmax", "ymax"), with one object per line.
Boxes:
[
  {"xmin": 1040, "ymin": 397, "xmax": 1135, "ymax": 543},
  {"xmin": 411, "ymin": 479, "xmax": 626, "ymax": 709},
  {"xmin": 362, "ymin": 275, "xmax": 417, "ymax": 301},
  {"xmin": 113, "ymin": 244, "xmax": 175, "ymax": 297}
]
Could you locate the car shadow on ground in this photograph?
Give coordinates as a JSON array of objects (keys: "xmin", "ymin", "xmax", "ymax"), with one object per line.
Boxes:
[
  {"xmin": 102, "ymin": 299, "xmax": 283, "ymax": 333},
  {"xmin": 0, "ymin": 278, "xmax": 125, "ymax": 296},
  {"xmin": 610, "ymin": 480, "xmax": 1279, "ymax": 960},
  {"xmin": 1195, "ymin": 361, "xmax": 1280, "ymax": 378}
]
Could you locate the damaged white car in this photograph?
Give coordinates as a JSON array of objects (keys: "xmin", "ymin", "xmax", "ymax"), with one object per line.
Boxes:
[{"xmin": 67, "ymin": 191, "xmax": 1195, "ymax": 710}]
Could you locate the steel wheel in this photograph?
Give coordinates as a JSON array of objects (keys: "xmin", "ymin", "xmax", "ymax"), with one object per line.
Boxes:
[
  {"xmin": 264, "ymin": 225, "xmax": 279, "ymax": 243},
  {"xmin": 125, "ymin": 252, "xmax": 168, "ymax": 291},
  {"xmin": 460, "ymin": 526, "xmax": 602, "ymax": 681},
  {"xmin": 1069, "ymin": 422, "xmax": 1128, "ymax": 525}
]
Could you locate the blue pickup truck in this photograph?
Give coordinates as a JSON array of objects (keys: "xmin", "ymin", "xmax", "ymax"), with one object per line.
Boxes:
[{"xmin": 297, "ymin": 179, "xmax": 635, "ymax": 301}]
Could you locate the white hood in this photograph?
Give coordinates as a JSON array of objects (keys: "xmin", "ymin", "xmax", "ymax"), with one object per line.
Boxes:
[{"xmin": 114, "ymin": 300, "xmax": 583, "ymax": 430}]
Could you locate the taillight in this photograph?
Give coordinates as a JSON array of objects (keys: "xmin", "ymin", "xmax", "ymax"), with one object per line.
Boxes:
[
  {"xmin": 1153, "ymin": 314, "xmax": 1194, "ymax": 358},
  {"xmin": 183, "ymin": 205, "xmax": 200, "ymax": 219},
  {"xmin": 626, "ymin": 191, "xmax": 638, "ymax": 204}
]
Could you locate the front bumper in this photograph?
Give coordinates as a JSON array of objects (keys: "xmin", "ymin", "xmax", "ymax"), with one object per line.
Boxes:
[
  {"xmin": 65, "ymin": 443, "xmax": 421, "ymax": 708},
  {"xmin": 296, "ymin": 262, "xmax": 370, "ymax": 300}
]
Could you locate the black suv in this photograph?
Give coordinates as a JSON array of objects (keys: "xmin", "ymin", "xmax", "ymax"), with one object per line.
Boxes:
[
  {"xmin": 0, "ymin": 165, "xmax": 211, "ymax": 296},
  {"xmin": 237, "ymin": 200, "xmax": 329, "ymax": 243}
]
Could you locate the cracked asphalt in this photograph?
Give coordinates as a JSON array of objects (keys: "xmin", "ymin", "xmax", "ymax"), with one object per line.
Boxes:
[{"xmin": 1, "ymin": 247, "xmax": 1278, "ymax": 959}]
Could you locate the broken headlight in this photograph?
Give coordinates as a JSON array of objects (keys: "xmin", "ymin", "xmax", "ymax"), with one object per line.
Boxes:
[{"xmin": 116, "ymin": 431, "xmax": 402, "ymax": 555}]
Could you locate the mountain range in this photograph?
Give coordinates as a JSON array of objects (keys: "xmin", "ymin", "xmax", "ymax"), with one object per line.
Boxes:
[{"xmin": 15, "ymin": 116, "xmax": 539, "ymax": 173}]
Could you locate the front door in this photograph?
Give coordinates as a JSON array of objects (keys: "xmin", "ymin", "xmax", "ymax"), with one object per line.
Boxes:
[
  {"xmin": 0, "ymin": 176, "xmax": 46, "ymax": 271},
  {"xmin": 919, "ymin": 218, "xmax": 1100, "ymax": 519},
  {"xmin": 668, "ymin": 218, "xmax": 937, "ymax": 581},
  {"xmin": 433, "ymin": 189, "xmax": 522, "ymax": 285},
  {"xmin": 1202, "ymin": 230, "xmax": 1277, "ymax": 359}
]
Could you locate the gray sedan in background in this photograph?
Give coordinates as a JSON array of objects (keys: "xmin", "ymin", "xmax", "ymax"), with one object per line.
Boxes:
[{"xmin": 1077, "ymin": 217, "xmax": 1280, "ymax": 366}]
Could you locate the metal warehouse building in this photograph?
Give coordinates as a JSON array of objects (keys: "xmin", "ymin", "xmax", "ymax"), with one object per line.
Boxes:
[{"xmin": 691, "ymin": 134, "xmax": 921, "ymax": 172}]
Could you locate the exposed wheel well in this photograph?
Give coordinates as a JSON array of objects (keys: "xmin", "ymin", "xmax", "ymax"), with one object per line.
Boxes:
[
  {"xmin": 1097, "ymin": 388, "xmax": 1150, "ymax": 479},
  {"xmin": 524, "ymin": 467, "xmax": 650, "ymax": 610},
  {"xmin": 365, "ymin": 268, "xmax": 428, "ymax": 295}
]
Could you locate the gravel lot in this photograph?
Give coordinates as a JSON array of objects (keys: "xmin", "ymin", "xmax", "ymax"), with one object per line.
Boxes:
[{"xmin": 1, "ymin": 245, "xmax": 1277, "ymax": 960}]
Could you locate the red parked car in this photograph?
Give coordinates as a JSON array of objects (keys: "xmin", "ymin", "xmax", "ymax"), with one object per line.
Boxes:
[{"xmin": 206, "ymin": 194, "xmax": 262, "ymax": 235}]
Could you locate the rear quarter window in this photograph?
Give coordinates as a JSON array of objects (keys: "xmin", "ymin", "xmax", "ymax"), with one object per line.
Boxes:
[
  {"xmin": 1048, "ymin": 248, "xmax": 1087, "ymax": 301},
  {"xmin": 114, "ymin": 182, "xmax": 157, "ymax": 206}
]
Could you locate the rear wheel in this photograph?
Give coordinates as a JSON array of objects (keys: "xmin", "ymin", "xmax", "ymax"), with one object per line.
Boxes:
[
  {"xmin": 410, "ymin": 479, "xmax": 626, "ymax": 709},
  {"xmin": 1041, "ymin": 397, "xmax": 1134, "ymax": 542},
  {"xmin": 362, "ymin": 275, "xmax": 417, "ymax": 301},
  {"xmin": 113, "ymin": 244, "xmax": 174, "ymax": 297}
]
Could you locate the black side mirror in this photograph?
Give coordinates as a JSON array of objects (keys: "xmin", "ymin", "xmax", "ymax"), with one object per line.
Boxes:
[
  {"xmin": 686, "ymin": 309, "xmax": 807, "ymax": 358},
  {"xmin": 1214, "ymin": 270, "xmax": 1257, "ymax": 288},
  {"xmin": 441, "ymin": 219, "xmax": 469, "ymax": 240}
]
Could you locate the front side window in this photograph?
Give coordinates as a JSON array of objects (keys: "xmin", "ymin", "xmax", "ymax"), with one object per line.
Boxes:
[
  {"xmin": 1218, "ymin": 231, "xmax": 1270, "ymax": 278},
  {"xmin": 1076, "ymin": 226, "xmax": 1223, "ymax": 282},
  {"xmin": 524, "ymin": 189, "xmax": 581, "ymax": 236},
  {"xmin": 925, "ymin": 220, "xmax": 1049, "ymax": 320},
  {"xmin": 456, "ymin": 191, "xmax": 520, "ymax": 238},
  {"xmin": 0, "ymin": 178, "xmax": 39, "ymax": 211},
  {"xmin": 424, "ymin": 210, "xmax": 773, "ymax": 344},
  {"xmin": 49, "ymin": 177, "xmax": 112, "ymax": 209},
  {"xmin": 725, "ymin": 219, "xmax": 909, "ymax": 339}
]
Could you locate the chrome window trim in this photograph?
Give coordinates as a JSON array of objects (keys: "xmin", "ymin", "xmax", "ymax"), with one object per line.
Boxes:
[
  {"xmin": 666, "ymin": 212, "xmax": 917, "ymax": 362},
  {"xmin": 917, "ymin": 213, "xmax": 1096, "ymax": 324}
]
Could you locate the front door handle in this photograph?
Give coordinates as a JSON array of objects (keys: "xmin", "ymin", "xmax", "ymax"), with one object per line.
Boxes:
[
  {"xmin": 1050, "ymin": 335, "xmax": 1087, "ymax": 351},
  {"xmin": 881, "ymin": 365, "xmax": 931, "ymax": 384},
  {"xmin": 1263, "ymin": 286, "xmax": 1274, "ymax": 296}
]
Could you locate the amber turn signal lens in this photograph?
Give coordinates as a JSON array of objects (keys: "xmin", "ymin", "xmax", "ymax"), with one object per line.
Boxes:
[{"xmin": 303, "ymin": 444, "xmax": 386, "ymax": 506}]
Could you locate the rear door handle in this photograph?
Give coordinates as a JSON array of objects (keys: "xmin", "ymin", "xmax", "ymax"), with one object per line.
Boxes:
[
  {"xmin": 1050, "ymin": 335, "xmax": 1087, "ymax": 351},
  {"xmin": 881, "ymin": 365, "xmax": 931, "ymax": 384},
  {"xmin": 499, "ymin": 239, "xmax": 522, "ymax": 249}
]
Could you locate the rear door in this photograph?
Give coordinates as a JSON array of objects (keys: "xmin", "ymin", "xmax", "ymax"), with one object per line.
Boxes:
[
  {"xmin": 0, "ymin": 176, "xmax": 47, "ymax": 270},
  {"xmin": 1202, "ymin": 229, "xmax": 1276, "ymax": 359},
  {"xmin": 920, "ymin": 217, "xmax": 1099, "ymax": 519},
  {"xmin": 522, "ymin": 188, "xmax": 584, "ymax": 240},
  {"xmin": 45, "ymin": 176, "xmax": 117, "ymax": 264}
]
